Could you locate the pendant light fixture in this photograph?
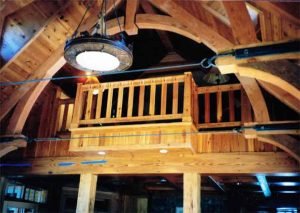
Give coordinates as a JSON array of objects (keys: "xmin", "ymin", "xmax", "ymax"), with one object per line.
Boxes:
[{"xmin": 64, "ymin": 0, "xmax": 133, "ymax": 72}]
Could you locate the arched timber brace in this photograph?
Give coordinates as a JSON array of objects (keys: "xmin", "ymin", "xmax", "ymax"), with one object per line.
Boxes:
[
  {"xmin": 216, "ymin": 58, "xmax": 300, "ymax": 103},
  {"xmin": 236, "ymin": 75, "xmax": 270, "ymax": 122},
  {"xmin": 258, "ymin": 135, "xmax": 300, "ymax": 163}
]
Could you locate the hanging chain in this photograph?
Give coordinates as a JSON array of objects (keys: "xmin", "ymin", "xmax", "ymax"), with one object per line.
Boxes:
[{"xmin": 72, "ymin": 3, "xmax": 91, "ymax": 38}]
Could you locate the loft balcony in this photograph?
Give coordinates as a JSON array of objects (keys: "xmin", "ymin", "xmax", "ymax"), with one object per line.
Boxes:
[{"xmin": 44, "ymin": 72, "xmax": 252, "ymax": 154}]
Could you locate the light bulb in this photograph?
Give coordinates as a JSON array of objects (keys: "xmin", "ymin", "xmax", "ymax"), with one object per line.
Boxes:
[{"xmin": 76, "ymin": 51, "xmax": 120, "ymax": 71}]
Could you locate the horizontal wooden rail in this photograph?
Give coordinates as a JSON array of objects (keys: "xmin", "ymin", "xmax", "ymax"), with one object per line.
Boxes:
[{"xmin": 197, "ymin": 83, "xmax": 241, "ymax": 94}]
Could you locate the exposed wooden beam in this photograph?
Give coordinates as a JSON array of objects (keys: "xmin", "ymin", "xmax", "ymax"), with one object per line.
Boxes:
[
  {"xmin": 258, "ymin": 80, "xmax": 300, "ymax": 113},
  {"xmin": 76, "ymin": 174, "xmax": 98, "ymax": 213},
  {"xmin": 2, "ymin": 152, "xmax": 299, "ymax": 175},
  {"xmin": 223, "ymin": 1, "xmax": 258, "ymax": 45},
  {"xmin": 236, "ymin": 75, "xmax": 270, "ymax": 122},
  {"xmin": 222, "ymin": 1, "xmax": 269, "ymax": 123},
  {"xmin": 148, "ymin": 0, "xmax": 233, "ymax": 53},
  {"xmin": 258, "ymin": 135, "xmax": 300, "ymax": 163},
  {"xmin": 184, "ymin": 173, "xmax": 201, "ymax": 213},
  {"xmin": 125, "ymin": 0, "xmax": 139, "ymax": 35}
]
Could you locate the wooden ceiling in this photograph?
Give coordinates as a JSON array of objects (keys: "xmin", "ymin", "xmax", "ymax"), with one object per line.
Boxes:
[{"xmin": 0, "ymin": 0, "xmax": 299, "ymax": 203}]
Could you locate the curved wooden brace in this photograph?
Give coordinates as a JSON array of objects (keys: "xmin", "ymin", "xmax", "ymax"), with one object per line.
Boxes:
[
  {"xmin": 236, "ymin": 75, "xmax": 270, "ymax": 122},
  {"xmin": 258, "ymin": 135, "xmax": 300, "ymax": 163},
  {"xmin": 217, "ymin": 61, "xmax": 300, "ymax": 102},
  {"xmin": 0, "ymin": 139, "xmax": 27, "ymax": 158}
]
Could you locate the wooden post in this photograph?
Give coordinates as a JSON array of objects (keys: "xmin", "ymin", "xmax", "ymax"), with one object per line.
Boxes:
[
  {"xmin": 76, "ymin": 173, "xmax": 98, "ymax": 213},
  {"xmin": 183, "ymin": 72, "xmax": 193, "ymax": 122},
  {"xmin": 184, "ymin": 173, "xmax": 201, "ymax": 213},
  {"xmin": 71, "ymin": 83, "xmax": 83, "ymax": 128}
]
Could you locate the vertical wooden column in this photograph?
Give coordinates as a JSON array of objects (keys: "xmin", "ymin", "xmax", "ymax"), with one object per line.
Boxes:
[
  {"xmin": 184, "ymin": 173, "xmax": 201, "ymax": 213},
  {"xmin": 71, "ymin": 83, "xmax": 83, "ymax": 128},
  {"xmin": 183, "ymin": 72, "xmax": 193, "ymax": 122},
  {"xmin": 76, "ymin": 173, "xmax": 98, "ymax": 213}
]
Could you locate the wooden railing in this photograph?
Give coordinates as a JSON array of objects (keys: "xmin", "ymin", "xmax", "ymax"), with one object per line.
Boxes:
[
  {"xmin": 55, "ymin": 99, "xmax": 74, "ymax": 133},
  {"xmin": 196, "ymin": 84, "xmax": 252, "ymax": 128},
  {"xmin": 71, "ymin": 73, "xmax": 197, "ymax": 128}
]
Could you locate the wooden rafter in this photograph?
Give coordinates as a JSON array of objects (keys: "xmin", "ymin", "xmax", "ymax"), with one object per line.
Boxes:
[
  {"xmin": 223, "ymin": 1, "xmax": 258, "ymax": 45},
  {"xmin": 125, "ymin": 0, "xmax": 139, "ymax": 35},
  {"xmin": 148, "ymin": 0, "xmax": 233, "ymax": 53},
  {"xmin": 222, "ymin": 1, "xmax": 269, "ymax": 123}
]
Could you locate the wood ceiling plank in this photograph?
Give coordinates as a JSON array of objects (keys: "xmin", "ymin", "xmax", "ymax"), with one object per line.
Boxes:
[
  {"xmin": 125, "ymin": 0, "xmax": 139, "ymax": 35},
  {"xmin": 148, "ymin": 0, "xmax": 233, "ymax": 53},
  {"xmin": 2, "ymin": 152, "xmax": 298, "ymax": 175},
  {"xmin": 223, "ymin": 1, "xmax": 258, "ymax": 45}
]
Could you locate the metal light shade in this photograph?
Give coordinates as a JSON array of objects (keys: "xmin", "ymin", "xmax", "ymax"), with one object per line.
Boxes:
[{"xmin": 64, "ymin": 35, "xmax": 133, "ymax": 72}]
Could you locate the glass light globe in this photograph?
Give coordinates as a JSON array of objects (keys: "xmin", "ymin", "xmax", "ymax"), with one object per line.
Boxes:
[{"xmin": 76, "ymin": 51, "xmax": 120, "ymax": 71}]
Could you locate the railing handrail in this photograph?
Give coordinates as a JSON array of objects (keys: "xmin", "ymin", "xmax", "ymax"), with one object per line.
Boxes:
[{"xmin": 80, "ymin": 75, "xmax": 186, "ymax": 91}]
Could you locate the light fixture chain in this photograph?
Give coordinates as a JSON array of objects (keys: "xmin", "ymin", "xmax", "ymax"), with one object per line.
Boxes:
[{"xmin": 72, "ymin": 3, "xmax": 91, "ymax": 38}]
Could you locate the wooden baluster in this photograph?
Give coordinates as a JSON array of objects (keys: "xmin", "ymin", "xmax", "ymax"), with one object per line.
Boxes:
[
  {"xmin": 161, "ymin": 82, "xmax": 167, "ymax": 115},
  {"xmin": 106, "ymin": 87, "xmax": 113, "ymax": 118},
  {"xmin": 95, "ymin": 86, "xmax": 103, "ymax": 119},
  {"xmin": 127, "ymin": 85, "xmax": 134, "ymax": 117},
  {"xmin": 229, "ymin": 91, "xmax": 235, "ymax": 122},
  {"xmin": 61, "ymin": 103, "xmax": 69, "ymax": 131},
  {"xmin": 71, "ymin": 83, "xmax": 83, "ymax": 128},
  {"xmin": 217, "ymin": 91, "xmax": 222, "ymax": 122},
  {"xmin": 85, "ymin": 90, "xmax": 93, "ymax": 120},
  {"xmin": 117, "ymin": 87, "xmax": 124, "ymax": 118},
  {"xmin": 192, "ymin": 82, "xmax": 199, "ymax": 125},
  {"xmin": 183, "ymin": 72, "xmax": 192, "ymax": 121},
  {"xmin": 138, "ymin": 85, "xmax": 145, "ymax": 116},
  {"xmin": 150, "ymin": 84, "xmax": 156, "ymax": 116},
  {"xmin": 205, "ymin": 93, "xmax": 210, "ymax": 123},
  {"xmin": 172, "ymin": 81, "xmax": 178, "ymax": 114}
]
